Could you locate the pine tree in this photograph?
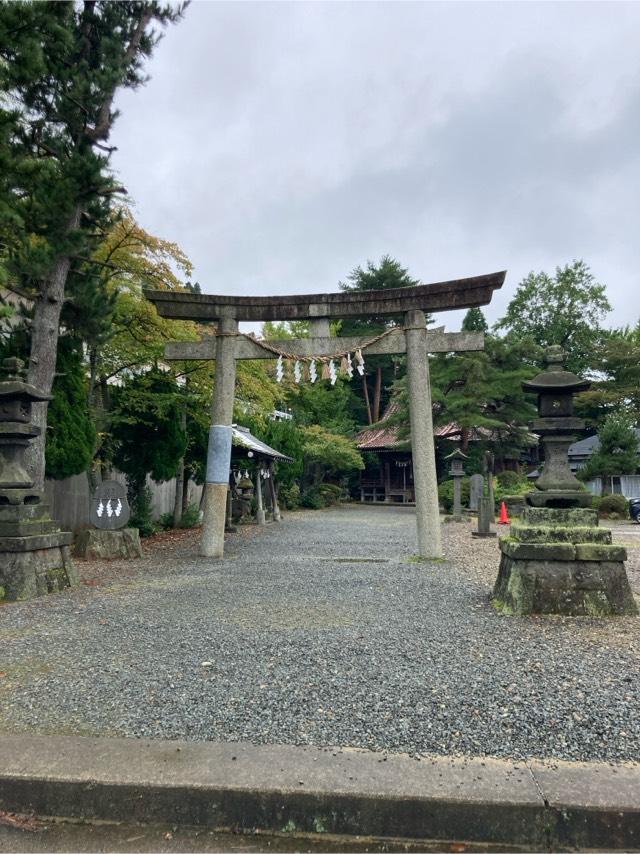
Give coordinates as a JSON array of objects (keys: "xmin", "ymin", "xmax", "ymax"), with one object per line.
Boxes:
[
  {"xmin": 0, "ymin": 1, "xmax": 186, "ymax": 487},
  {"xmin": 580, "ymin": 413, "xmax": 640, "ymax": 494},
  {"xmin": 339, "ymin": 255, "xmax": 425, "ymax": 424}
]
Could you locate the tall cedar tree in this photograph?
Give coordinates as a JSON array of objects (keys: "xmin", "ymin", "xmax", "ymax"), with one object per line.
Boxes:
[
  {"xmin": 339, "ymin": 256, "xmax": 425, "ymax": 425},
  {"xmin": 0, "ymin": 1, "xmax": 185, "ymax": 487},
  {"xmin": 45, "ymin": 337, "xmax": 96, "ymax": 479}
]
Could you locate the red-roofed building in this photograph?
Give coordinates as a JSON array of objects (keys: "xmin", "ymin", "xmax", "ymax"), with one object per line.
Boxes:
[{"xmin": 356, "ymin": 404, "xmax": 492, "ymax": 503}]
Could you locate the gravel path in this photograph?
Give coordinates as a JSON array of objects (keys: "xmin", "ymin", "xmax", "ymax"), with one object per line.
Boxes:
[{"xmin": 1, "ymin": 506, "xmax": 639, "ymax": 763}]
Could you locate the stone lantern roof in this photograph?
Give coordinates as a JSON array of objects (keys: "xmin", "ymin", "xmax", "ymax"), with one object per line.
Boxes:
[
  {"xmin": 0, "ymin": 357, "xmax": 51, "ymax": 411},
  {"xmin": 522, "ymin": 345, "xmax": 590, "ymax": 394}
]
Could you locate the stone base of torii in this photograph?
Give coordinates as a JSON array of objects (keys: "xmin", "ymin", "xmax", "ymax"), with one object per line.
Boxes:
[{"xmin": 146, "ymin": 271, "xmax": 505, "ymax": 559}]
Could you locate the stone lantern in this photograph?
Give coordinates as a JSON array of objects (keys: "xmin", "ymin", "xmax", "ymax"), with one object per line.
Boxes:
[
  {"xmin": 445, "ymin": 448, "xmax": 467, "ymax": 522},
  {"xmin": 492, "ymin": 346, "xmax": 636, "ymax": 616},
  {"xmin": 523, "ymin": 345, "xmax": 591, "ymax": 507},
  {"xmin": 0, "ymin": 358, "xmax": 77, "ymax": 600}
]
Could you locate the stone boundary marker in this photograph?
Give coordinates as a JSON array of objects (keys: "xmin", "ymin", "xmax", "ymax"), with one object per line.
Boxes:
[{"xmin": 0, "ymin": 735, "xmax": 639, "ymax": 850}]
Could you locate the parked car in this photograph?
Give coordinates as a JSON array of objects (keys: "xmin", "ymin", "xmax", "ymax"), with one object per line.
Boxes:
[{"xmin": 630, "ymin": 498, "xmax": 640, "ymax": 523}]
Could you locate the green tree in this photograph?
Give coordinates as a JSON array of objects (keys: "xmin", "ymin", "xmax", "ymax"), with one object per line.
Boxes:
[
  {"xmin": 300, "ymin": 425, "xmax": 363, "ymax": 486},
  {"xmin": 387, "ymin": 312, "xmax": 538, "ymax": 470},
  {"xmin": 110, "ymin": 368, "xmax": 187, "ymax": 512},
  {"xmin": 44, "ymin": 338, "xmax": 96, "ymax": 479},
  {"xmin": 339, "ymin": 255, "xmax": 424, "ymax": 424},
  {"xmin": 580, "ymin": 413, "xmax": 640, "ymax": 494},
  {"xmin": 462, "ymin": 307, "xmax": 488, "ymax": 332},
  {"xmin": 576, "ymin": 322, "xmax": 640, "ymax": 428},
  {"xmin": 495, "ymin": 261, "xmax": 611, "ymax": 373},
  {"xmin": 0, "ymin": 0, "xmax": 185, "ymax": 487}
]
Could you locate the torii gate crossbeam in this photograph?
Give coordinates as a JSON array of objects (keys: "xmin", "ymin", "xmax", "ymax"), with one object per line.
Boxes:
[{"xmin": 146, "ymin": 270, "xmax": 505, "ymax": 560}]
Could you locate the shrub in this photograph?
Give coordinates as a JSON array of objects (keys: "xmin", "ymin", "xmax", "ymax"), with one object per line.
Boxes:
[
  {"xmin": 301, "ymin": 487, "xmax": 324, "ymax": 509},
  {"xmin": 496, "ymin": 470, "xmax": 522, "ymax": 489},
  {"xmin": 130, "ymin": 486, "xmax": 156, "ymax": 537},
  {"xmin": 157, "ymin": 512, "xmax": 174, "ymax": 531},
  {"xmin": 438, "ymin": 478, "xmax": 470, "ymax": 512},
  {"xmin": 598, "ymin": 494, "xmax": 629, "ymax": 518},
  {"xmin": 318, "ymin": 483, "xmax": 343, "ymax": 505},
  {"xmin": 279, "ymin": 482, "xmax": 301, "ymax": 510},
  {"xmin": 179, "ymin": 503, "xmax": 201, "ymax": 529}
]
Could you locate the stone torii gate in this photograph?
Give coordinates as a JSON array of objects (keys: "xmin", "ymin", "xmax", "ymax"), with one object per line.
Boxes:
[{"xmin": 146, "ymin": 271, "xmax": 505, "ymax": 560}]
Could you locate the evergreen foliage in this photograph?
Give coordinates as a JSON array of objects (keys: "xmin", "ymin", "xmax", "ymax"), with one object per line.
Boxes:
[
  {"xmin": 44, "ymin": 338, "xmax": 96, "ymax": 479},
  {"xmin": 339, "ymin": 255, "xmax": 424, "ymax": 424},
  {"xmin": 580, "ymin": 413, "xmax": 640, "ymax": 493},
  {"xmin": 111, "ymin": 368, "xmax": 187, "ymax": 491},
  {"xmin": 0, "ymin": 0, "xmax": 186, "ymax": 485},
  {"xmin": 576, "ymin": 321, "xmax": 640, "ymax": 428}
]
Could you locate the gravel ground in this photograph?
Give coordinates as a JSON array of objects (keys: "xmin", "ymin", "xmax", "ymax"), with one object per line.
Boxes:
[{"xmin": 1, "ymin": 506, "xmax": 639, "ymax": 763}]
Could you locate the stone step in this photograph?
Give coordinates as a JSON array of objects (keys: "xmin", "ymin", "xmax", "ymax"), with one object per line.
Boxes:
[{"xmin": 510, "ymin": 523, "xmax": 611, "ymax": 545}]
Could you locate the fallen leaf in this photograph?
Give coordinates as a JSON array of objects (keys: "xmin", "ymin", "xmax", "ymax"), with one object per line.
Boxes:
[{"xmin": 0, "ymin": 811, "xmax": 44, "ymax": 832}]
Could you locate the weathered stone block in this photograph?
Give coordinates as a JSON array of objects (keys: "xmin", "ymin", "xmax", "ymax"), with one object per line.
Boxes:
[
  {"xmin": 574, "ymin": 543, "xmax": 627, "ymax": 562},
  {"xmin": 499, "ymin": 539, "xmax": 576, "ymax": 561},
  {"xmin": 73, "ymin": 528, "xmax": 142, "ymax": 560},
  {"xmin": 0, "ymin": 545, "xmax": 77, "ymax": 601},
  {"xmin": 493, "ymin": 554, "xmax": 637, "ymax": 616},
  {"xmin": 503, "ymin": 495, "xmax": 526, "ymax": 517},
  {"xmin": 510, "ymin": 524, "xmax": 611, "ymax": 545},
  {"xmin": 522, "ymin": 507, "xmax": 598, "ymax": 528}
]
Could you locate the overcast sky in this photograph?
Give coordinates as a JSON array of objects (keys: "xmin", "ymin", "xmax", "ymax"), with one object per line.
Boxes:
[{"xmin": 111, "ymin": 1, "xmax": 640, "ymax": 334}]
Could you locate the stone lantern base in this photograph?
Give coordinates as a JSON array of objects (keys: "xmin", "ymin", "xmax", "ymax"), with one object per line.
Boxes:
[
  {"xmin": 0, "ymin": 496, "xmax": 77, "ymax": 601},
  {"xmin": 493, "ymin": 506, "xmax": 637, "ymax": 616}
]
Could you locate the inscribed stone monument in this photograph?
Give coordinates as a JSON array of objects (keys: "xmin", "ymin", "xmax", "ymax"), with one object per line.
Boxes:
[
  {"xmin": 469, "ymin": 473, "xmax": 484, "ymax": 511},
  {"xmin": 74, "ymin": 480, "xmax": 141, "ymax": 560}
]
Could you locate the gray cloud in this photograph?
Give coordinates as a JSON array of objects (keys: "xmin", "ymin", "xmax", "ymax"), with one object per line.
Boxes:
[{"xmin": 111, "ymin": 0, "xmax": 640, "ymax": 332}]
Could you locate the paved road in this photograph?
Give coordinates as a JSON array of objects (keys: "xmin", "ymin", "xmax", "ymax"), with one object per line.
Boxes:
[{"xmin": 1, "ymin": 506, "xmax": 638, "ymax": 762}]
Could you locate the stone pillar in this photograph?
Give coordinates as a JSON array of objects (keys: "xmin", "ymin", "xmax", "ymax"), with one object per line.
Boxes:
[
  {"xmin": 404, "ymin": 309, "xmax": 442, "ymax": 558},
  {"xmin": 452, "ymin": 477, "xmax": 462, "ymax": 521},
  {"xmin": 472, "ymin": 496, "xmax": 497, "ymax": 539},
  {"xmin": 255, "ymin": 468, "xmax": 266, "ymax": 525},
  {"xmin": 309, "ymin": 318, "xmax": 331, "ymax": 337},
  {"xmin": 201, "ymin": 316, "xmax": 238, "ymax": 558}
]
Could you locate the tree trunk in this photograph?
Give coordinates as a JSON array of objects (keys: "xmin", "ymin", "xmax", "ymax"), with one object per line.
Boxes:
[
  {"xmin": 182, "ymin": 476, "xmax": 190, "ymax": 514},
  {"xmin": 26, "ymin": 208, "xmax": 81, "ymax": 489},
  {"xmin": 372, "ymin": 366, "xmax": 382, "ymax": 423},
  {"xmin": 172, "ymin": 403, "xmax": 187, "ymax": 527},
  {"xmin": 362, "ymin": 371, "xmax": 373, "ymax": 425},
  {"xmin": 460, "ymin": 426, "xmax": 470, "ymax": 453}
]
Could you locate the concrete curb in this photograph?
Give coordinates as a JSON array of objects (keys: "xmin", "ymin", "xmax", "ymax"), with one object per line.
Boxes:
[{"xmin": 0, "ymin": 734, "xmax": 639, "ymax": 850}]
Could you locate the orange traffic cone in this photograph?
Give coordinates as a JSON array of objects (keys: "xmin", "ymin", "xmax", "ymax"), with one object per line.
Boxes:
[{"xmin": 498, "ymin": 501, "xmax": 510, "ymax": 525}]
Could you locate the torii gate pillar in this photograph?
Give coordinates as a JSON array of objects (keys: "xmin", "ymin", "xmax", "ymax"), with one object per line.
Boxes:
[
  {"xmin": 201, "ymin": 315, "xmax": 237, "ymax": 558},
  {"xmin": 405, "ymin": 309, "xmax": 442, "ymax": 558}
]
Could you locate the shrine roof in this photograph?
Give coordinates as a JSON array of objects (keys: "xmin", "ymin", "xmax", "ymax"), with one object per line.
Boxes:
[
  {"xmin": 232, "ymin": 425, "xmax": 293, "ymax": 462},
  {"xmin": 356, "ymin": 412, "xmax": 495, "ymax": 451}
]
